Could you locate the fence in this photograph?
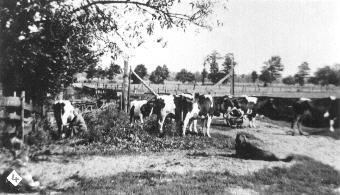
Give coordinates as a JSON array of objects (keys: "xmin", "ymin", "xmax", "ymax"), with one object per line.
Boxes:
[{"xmin": 0, "ymin": 91, "xmax": 36, "ymax": 143}]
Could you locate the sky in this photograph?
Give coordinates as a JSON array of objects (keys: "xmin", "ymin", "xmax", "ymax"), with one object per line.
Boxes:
[{"xmin": 102, "ymin": 0, "xmax": 340, "ymax": 76}]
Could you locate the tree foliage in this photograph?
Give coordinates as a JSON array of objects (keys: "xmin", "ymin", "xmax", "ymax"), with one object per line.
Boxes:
[
  {"xmin": 259, "ymin": 69, "xmax": 271, "ymax": 87},
  {"xmin": 294, "ymin": 62, "xmax": 310, "ymax": 86},
  {"xmin": 259, "ymin": 56, "xmax": 284, "ymax": 86},
  {"xmin": 149, "ymin": 65, "xmax": 169, "ymax": 84},
  {"xmin": 131, "ymin": 64, "xmax": 147, "ymax": 84},
  {"xmin": 203, "ymin": 50, "xmax": 226, "ymax": 84},
  {"xmin": 0, "ymin": 0, "xmax": 100, "ymax": 101},
  {"xmin": 201, "ymin": 68, "xmax": 208, "ymax": 85},
  {"xmin": 107, "ymin": 64, "xmax": 122, "ymax": 80},
  {"xmin": 0, "ymin": 0, "xmax": 226, "ymax": 102},
  {"xmin": 282, "ymin": 75, "xmax": 296, "ymax": 85},
  {"xmin": 222, "ymin": 53, "xmax": 236, "ymax": 75},
  {"xmin": 175, "ymin": 69, "xmax": 195, "ymax": 83},
  {"xmin": 308, "ymin": 66, "xmax": 339, "ymax": 86},
  {"xmin": 251, "ymin": 71, "xmax": 258, "ymax": 83}
]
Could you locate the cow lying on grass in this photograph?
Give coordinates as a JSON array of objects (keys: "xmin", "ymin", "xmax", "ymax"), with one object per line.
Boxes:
[
  {"xmin": 235, "ymin": 132, "xmax": 293, "ymax": 162},
  {"xmin": 53, "ymin": 100, "xmax": 87, "ymax": 139},
  {"xmin": 129, "ymin": 100, "xmax": 153, "ymax": 124}
]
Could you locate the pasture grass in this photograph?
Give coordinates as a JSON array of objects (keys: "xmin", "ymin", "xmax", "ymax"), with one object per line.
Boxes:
[{"xmin": 65, "ymin": 156, "xmax": 340, "ymax": 195}]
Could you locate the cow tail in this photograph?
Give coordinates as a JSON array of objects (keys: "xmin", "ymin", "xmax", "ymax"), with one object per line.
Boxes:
[{"xmin": 130, "ymin": 106, "xmax": 135, "ymax": 123}]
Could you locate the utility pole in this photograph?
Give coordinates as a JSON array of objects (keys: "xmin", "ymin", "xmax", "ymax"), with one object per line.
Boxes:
[
  {"xmin": 122, "ymin": 57, "xmax": 129, "ymax": 113},
  {"xmin": 230, "ymin": 54, "xmax": 235, "ymax": 95}
]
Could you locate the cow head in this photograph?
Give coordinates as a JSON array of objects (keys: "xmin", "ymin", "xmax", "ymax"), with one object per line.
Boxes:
[
  {"xmin": 53, "ymin": 100, "xmax": 75, "ymax": 127},
  {"xmin": 222, "ymin": 96, "xmax": 235, "ymax": 112},
  {"xmin": 323, "ymin": 96, "xmax": 337, "ymax": 118},
  {"xmin": 153, "ymin": 96, "xmax": 166, "ymax": 115},
  {"xmin": 140, "ymin": 100, "xmax": 154, "ymax": 117}
]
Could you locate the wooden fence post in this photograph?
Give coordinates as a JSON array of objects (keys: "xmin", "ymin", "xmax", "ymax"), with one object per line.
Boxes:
[
  {"xmin": 21, "ymin": 91, "xmax": 25, "ymax": 144},
  {"xmin": 127, "ymin": 66, "xmax": 131, "ymax": 113}
]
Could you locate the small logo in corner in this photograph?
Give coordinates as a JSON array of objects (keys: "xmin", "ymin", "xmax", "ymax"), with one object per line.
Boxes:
[{"xmin": 7, "ymin": 170, "xmax": 22, "ymax": 187}]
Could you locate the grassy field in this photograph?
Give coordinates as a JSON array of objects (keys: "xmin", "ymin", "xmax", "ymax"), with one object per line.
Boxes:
[{"xmin": 65, "ymin": 155, "xmax": 340, "ymax": 195}]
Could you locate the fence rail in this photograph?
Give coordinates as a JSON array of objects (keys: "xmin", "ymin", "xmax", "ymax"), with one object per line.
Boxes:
[
  {"xmin": 0, "ymin": 91, "xmax": 36, "ymax": 144},
  {"xmin": 73, "ymin": 82, "xmax": 340, "ymax": 98}
]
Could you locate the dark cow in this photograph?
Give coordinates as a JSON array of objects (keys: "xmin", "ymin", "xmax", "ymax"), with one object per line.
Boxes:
[
  {"xmin": 129, "ymin": 99, "xmax": 153, "ymax": 124},
  {"xmin": 255, "ymin": 96, "xmax": 298, "ymax": 122},
  {"xmin": 53, "ymin": 100, "xmax": 87, "ymax": 138},
  {"xmin": 291, "ymin": 96, "xmax": 339, "ymax": 135}
]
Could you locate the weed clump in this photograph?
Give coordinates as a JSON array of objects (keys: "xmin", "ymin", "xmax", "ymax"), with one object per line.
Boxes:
[{"xmin": 75, "ymin": 106, "xmax": 233, "ymax": 155}]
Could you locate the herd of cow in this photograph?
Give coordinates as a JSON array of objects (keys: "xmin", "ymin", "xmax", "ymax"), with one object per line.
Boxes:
[
  {"xmin": 128, "ymin": 93, "xmax": 338, "ymax": 137},
  {"xmin": 53, "ymin": 93, "xmax": 339, "ymax": 139}
]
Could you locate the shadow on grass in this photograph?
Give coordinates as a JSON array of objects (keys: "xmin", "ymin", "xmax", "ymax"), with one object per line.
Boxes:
[
  {"xmin": 305, "ymin": 128, "xmax": 340, "ymax": 140},
  {"xmin": 63, "ymin": 155, "xmax": 340, "ymax": 195}
]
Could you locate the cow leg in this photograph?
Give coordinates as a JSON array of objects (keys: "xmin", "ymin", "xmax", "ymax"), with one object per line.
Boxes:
[
  {"xmin": 206, "ymin": 116, "xmax": 212, "ymax": 137},
  {"xmin": 189, "ymin": 121, "xmax": 193, "ymax": 132},
  {"xmin": 251, "ymin": 118, "xmax": 256, "ymax": 128},
  {"xmin": 296, "ymin": 115, "xmax": 308, "ymax": 136},
  {"xmin": 182, "ymin": 112, "xmax": 193, "ymax": 136},
  {"xmin": 139, "ymin": 114, "xmax": 144, "ymax": 124},
  {"xmin": 330, "ymin": 119, "xmax": 335, "ymax": 132},
  {"xmin": 129, "ymin": 106, "xmax": 135, "ymax": 124},
  {"xmin": 192, "ymin": 120, "xmax": 198, "ymax": 133},
  {"xmin": 291, "ymin": 115, "xmax": 298, "ymax": 135},
  {"xmin": 158, "ymin": 114, "xmax": 167, "ymax": 135},
  {"xmin": 202, "ymin": 119, "xmax": 207, "ymax": 136}
]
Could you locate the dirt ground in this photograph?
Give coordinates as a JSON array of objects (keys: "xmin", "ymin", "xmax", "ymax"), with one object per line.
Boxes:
[
  {"xmin": 1, "ymin": 119, "xmax": 340, "ymax": 194},
  {"xmin": 21, "ymin": 120, "xmax": 340, "ymax": 193}
]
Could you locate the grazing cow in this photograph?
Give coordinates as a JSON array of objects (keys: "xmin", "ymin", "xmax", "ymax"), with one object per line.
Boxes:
[
  {"xmin": 291, "ymin": 96, "xmax": 339, "ymax": 135},
  {"xmin": 231, "ymin": 95, "xmax": 258, "ymax": 128},
  {"xmin": 53, "ymin": 100, "xmax": 87, "ymax": 138},
  {"xmin": 129, "ymin": 100, "xmax": 153, "ymax": 124}
]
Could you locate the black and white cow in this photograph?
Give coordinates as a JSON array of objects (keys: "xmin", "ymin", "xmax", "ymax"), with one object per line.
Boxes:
[
  {"xmin": 231, "ymin": 95, "xmax": 258, "ymax": 128},
  {"xmin": 291, "ymin": 96, "xmax": 339, "ymax": 135},
  {"xmin": 212, "ymin": 95, "xmax": 235, "ymax": 117},
  {"xmin": 151, "ymin": 93, "xmax": 213, "ymax": 137},
  {"xmin": 53, "ymin": 100, "xmax": 87, "ymax": 138},
  {"xmin": 129, "ymin": 99, "xmax": 153, "ymax": 124},
  {"xmin": 181, "ymin": 93, "xmax": 214, "ymax": 137},
  {"xmin": 151, "ymin": 95, "xmax": 176, "ymax": 135}
]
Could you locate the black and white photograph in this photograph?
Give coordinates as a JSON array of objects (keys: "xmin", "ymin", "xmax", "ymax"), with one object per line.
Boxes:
[{"xmin": 0, "ymin": 0, "xmax": 339, "ymax": 194}]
